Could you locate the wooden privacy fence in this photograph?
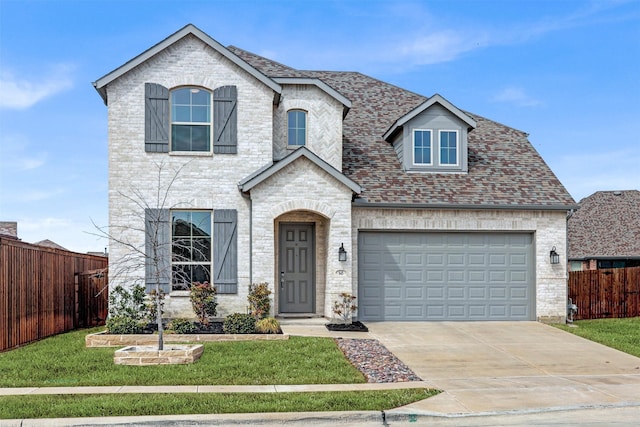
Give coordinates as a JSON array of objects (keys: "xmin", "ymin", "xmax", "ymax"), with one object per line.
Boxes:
[
  {"xmin": 0, "ymin": 237, "xmax": 108, "ymax": 352},
  {"xmin": 568, "ymin": 267, "xmax": 640, "ymax": 320}
]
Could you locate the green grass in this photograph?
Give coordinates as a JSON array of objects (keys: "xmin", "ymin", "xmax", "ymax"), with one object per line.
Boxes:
[
  {"xmin": 0, "ymin": 328, "xmax": 366, "ymax": 387},
  {"xmin": 554, "ymin": 317, "xmax": 640, "ymax": 358},
  {"xmin": 0, "ymin": 389, "xmax": 438, "ymax": 419},
  {"xmin": 0, "ymin": 328, "xmax": 440, "ymax": 418}
]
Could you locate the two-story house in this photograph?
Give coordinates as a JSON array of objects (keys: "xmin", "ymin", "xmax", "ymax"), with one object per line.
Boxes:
[{"xmin": 94, "ymin": 24, "xmax": 576, "ymax": 323}]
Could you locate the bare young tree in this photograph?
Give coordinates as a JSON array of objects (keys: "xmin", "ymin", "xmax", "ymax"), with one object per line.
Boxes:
[{"xmin": 92, "ymin": 160, "xmax": 205, "ymax": 350}]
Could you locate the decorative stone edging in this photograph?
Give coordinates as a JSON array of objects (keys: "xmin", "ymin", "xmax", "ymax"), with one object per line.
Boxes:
[
  {"xmin": 86, "ymin": 331, "xmax": 289, "ymax": 348},
  {"xmin": 114, "ymin": 344, "xmax": 204, "ymax": 365}
]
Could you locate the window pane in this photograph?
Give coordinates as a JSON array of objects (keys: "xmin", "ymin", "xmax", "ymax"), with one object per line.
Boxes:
[
  {"xmin": 191, "ymin": 90, "xmax": 209, "ymax": 106},
  {"xmin": 191, "ymin": 126, "xmax": 210, "ymax": 151},
  {"xmin": 288, "ymin": 110, "xmax": 306, "ymax": 146},
  {"xmin": 440, "ymin": 131, "xmax": 457, "ymax": 165},
  {"xmin": 171, "ymin": 125, "xmax": 191, "ymax": 151},
  {"xmin": 172, "ymin": 212, "xmax": 191, "ymax": 236},
  {"xmin": 190, "ymin": 212, "xmax": 211, "ymax": 236},
  {"xmin": 172, "ymin": 89, "xmax": 191, "ymax": 105},
  {"xmin": 193, "ymin": 238, "xmax": 211, "ymax": 262},
  {"xmin": 414, "ymin": 130, "xmax": 431, "ymax": 164},
  {"xmin": 192, "ymin": 264, "xmax": 210, "ymax": 284},
  {"xmin": 191, "ymin": 106, "xmax": 209, "ymax": 123},
  {"xmin": 172, "ymin": 265, "xmax": 192, "ymax": 291},
  {"xmin": 172, "ymin": 237, "xmax": 192, "ymax": 262},
  {"xmin": 173, "ymin": 106, "xmax": 191, "ymax": 122}
]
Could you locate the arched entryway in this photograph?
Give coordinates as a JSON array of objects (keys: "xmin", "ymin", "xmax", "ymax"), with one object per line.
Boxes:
[{"xmin": 275, "ymin": 210, "xmax": 328, "ymax": 315}]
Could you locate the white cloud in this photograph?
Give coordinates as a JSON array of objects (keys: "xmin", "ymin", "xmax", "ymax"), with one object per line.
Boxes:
[
  {"xmin": 491, "ymin": 86, "xmax": 542, "ymax": 107},
  {"xmin": 397, "ymin": 30, "xmax": 490, "ymax": 65},
  {"xmin": 0, "ymin": 64, "xmax": 74, "ymax": 109}
]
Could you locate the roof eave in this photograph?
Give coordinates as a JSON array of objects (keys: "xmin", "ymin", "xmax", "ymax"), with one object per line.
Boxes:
[
  {"xmin": 273, "ymin": 77, "xmax": 351, "ymax": 117},
  {"xmin": 239, "ymin": 147, "xmax": 362, "ymax": 194},
  {"xmin": 93, "ymin": 24, "xmax": 282, "ymax": 104},
  {"xmin": 353, "ymin": 200, "xmax": 579, "ymax": 211}
]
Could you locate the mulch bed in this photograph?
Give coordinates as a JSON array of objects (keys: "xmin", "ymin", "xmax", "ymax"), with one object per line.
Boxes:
[
  {"xmin": 335, "ymin": 338, "xmax": 422, "ymax": 383},
  {"xmin": 325, "ymin": 321, "xmax": 369, "ymax": 332}
]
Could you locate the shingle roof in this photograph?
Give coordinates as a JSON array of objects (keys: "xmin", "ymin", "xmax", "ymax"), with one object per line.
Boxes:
[
  {"xmin": 229, "ymin": 46, "xmax": 576, "ymax": 209},
  {"xmin": 568, "ymin": 190, "xmax": 640, "ymax": 259}
]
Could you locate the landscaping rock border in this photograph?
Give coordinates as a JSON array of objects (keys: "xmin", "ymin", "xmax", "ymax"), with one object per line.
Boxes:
[{"xmin": 335, "ymin": 338, "xmax": 422, "ymax": 383}]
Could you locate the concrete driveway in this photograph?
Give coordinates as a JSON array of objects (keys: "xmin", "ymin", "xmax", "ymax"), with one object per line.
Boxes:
[{"xmin": 365, "ymin": 321, "xmax": 640, "ymax": 415}]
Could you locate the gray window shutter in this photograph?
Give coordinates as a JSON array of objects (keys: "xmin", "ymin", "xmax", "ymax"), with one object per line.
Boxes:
[
  {"xmin": 213, "ymin": 85, "xmax": 237, "ymax": 154},
  {"xmin": 145, "ymin": 208, "xmax": 171, "ymax": 293},
  {"xmin": 213, "ymin": 209, "xmax": 237, "ymax": 294},
  {"xmin": 145, "ymin": 83, "xmax": 169, "ymax": 153}
]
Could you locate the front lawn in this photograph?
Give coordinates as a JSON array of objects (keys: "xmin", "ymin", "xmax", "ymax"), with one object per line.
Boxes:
[
  {"xmin": 0, "ymin": 327, "xmax": 365, "ymax": 387},
  {"xmin": 0, "ymin": 389, "xmax": 438, "ymax": 419},
  {"xmin": 554, "ymin": 317, "xmax": 640, "ymax": 358},
  {"xmin": 0, "ymin": 327, "xmax": 438, "ymax": 418}
]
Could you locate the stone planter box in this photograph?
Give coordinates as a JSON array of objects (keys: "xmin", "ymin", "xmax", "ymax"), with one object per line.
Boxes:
[
  {"xmin": 86, "ymin": 331, "xmax": 289, "ymax": 348},
  {"xmin": 114, "ymin": 345, "xmax": 204, "ymax": 365}
]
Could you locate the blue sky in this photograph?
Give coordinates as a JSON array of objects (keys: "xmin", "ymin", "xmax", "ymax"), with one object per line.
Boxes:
[{"xmin": 1, "ymin": 0, "xmax": 639, "ymax": 253}]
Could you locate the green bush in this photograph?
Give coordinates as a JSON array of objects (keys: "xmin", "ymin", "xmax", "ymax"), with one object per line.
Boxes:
[
  {"xmin": 168, "ymin": 318, "xmax": 197, "ymax": 334},
  {"xmin": 190, "ymin": 282, "xmax": 217, "ymax": 325},
  {"xmin": 255, "ymin": 317, "xmax": 281, "ymax": 334},
  {"xmin": 248, "ymin": 282, "xmax": 272, "ymax": 319},
  {"xmin": 223, "ymin": 313, "xmax": 256, "ymax": 334},
  {"xmin": 108, "ymin": 284, "xmax": 146, "ymax": 321},
  {"xmin": 145, "ymin": 289, "xmax": 165, "ymax": 323},
  {"xmin": 106, "ymin": 315, "xmax": 143, "ymax": 334}
]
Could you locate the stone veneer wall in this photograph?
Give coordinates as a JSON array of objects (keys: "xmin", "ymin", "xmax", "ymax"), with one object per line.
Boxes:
[
  {"xmin": 352, "ymin": 207, "xmax": 569, "ymax": 322},
  {"xmin": 249, "ymin": 157, "xmax": 354, "ymax": 317},
  {"xmin": 272, "ymin": 84, "xmax": 344, "ymax": 170},
  {"xmin": 106, "ymin": 35, "xmax": 275, "ymax": 318}
]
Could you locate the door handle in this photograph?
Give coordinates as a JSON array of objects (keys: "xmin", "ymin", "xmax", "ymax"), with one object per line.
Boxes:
[{"xmin": 280, "ymin": 271, "xmax": 284, "ymax": 289}]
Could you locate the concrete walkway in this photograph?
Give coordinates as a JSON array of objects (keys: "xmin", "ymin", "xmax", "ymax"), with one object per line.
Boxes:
[{"xmin": 2, "ymin": 320, "xmax": 640, "ymax": 426}]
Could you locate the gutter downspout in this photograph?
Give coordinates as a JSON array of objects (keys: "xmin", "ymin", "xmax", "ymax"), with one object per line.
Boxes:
[{"xmin": 240, "ymin": 190, "xmax": 253, "ymax": 286}]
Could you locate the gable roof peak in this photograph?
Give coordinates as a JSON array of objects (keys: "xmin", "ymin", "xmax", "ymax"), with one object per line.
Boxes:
[
  {"xmin": 93, "ymin": 24, "xmax": 281, "ymax": 105},
  {"xmin": 383, "ymin": 93, "xmax": 476, "ymax": 141}
]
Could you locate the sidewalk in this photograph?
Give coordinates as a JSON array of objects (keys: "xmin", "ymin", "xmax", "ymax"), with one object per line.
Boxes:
[{"xmin": 2, "ymin": 320, "xmax": 640, "ymax": 426}]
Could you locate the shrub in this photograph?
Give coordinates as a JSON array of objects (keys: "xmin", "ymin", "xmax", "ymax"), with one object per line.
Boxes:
[
  {"xmin": 168, "ymin": 318, "xmax": 197, "ymax": 334},
  {"xmin": 332, "ymin": 292, "xmax": 358, "ymax": 324},
  {"xmin": 248, "ymin": 282, "xmax": 272, "ymax": 319},
  {"xmin": 190, "ymin": 281, "xmax": 217, "ymax": 325},
  {"xmin": 145, "ymin": 289, "xmax": 165, "ymax": 324},
  {"xmin": 255, "ymin": 317, "xmax": 282, "ymax": 334},
  {"xmin": 106, "ymin": 315, "xmax": 143, "ymax": 334},
  {"xmin": 108, "ymin": 284, "xmax": 146, "ymax": 321},
  {"xmin": 223, "ymin": 313, "xmax": 256, "ymax": 334}
]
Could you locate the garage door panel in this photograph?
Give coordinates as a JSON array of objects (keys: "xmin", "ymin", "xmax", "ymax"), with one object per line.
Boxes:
[{"xmin": 358, "ymin": 232, "xmax": 534, "ymax": 321}]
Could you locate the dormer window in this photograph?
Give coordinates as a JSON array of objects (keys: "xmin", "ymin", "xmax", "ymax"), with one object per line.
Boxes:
[
  {"xmin": 384, "ymin": 94, "xmax": 476, "ymax": 174},
  {"xmin": 439, "ymin": 130, "xmax": 458, "ymax": 166},
  {"xmin": 287, "ymin": 110, "xmax": 307, "ymax": 146},
  {"xmin": 171, "ymin": 87, "xmax": 212, "ymax": 152},
  {"xmin": 413, "ymin": 130, "xmax": 432, "ymax": 165}
]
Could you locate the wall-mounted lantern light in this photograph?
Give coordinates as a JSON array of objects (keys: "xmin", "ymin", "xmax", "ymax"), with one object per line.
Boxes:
[
  {"xmin": 550, "ymin": 246, "xmax": 560, "ymax": 265},
  {"xmin": 338, "ymin": 243, "xmax": 347, "ymax": 262}
]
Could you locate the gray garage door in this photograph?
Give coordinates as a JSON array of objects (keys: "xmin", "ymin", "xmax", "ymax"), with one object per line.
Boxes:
[{"xmin": 358, "ymin": 232, "xmax": 534, "ymax": 321}]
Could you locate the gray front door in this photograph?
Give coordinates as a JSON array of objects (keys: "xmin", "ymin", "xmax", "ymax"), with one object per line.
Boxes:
[{"xmin": 279, "ymin": 223, "xmax": 315, "ymax": 313}]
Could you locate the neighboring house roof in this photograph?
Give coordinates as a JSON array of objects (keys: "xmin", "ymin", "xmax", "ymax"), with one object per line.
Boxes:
[
  {"xmin": 93, "ymin": 24, "xmax": 282, "ymax": 105},
  {"xmin": 229, "ymin": 47, "xmax": 576, "ymax": 209},
  {"xmin": 239, "ymin": 146, "xmax": 362, "ymax": 194},
  {"xmin": 568, "ymin": 190, "xmax": 640, "ymax": 260},
  {"xmin": 34, "ymin": 239, "xmax": 68, "ymax": 251}
]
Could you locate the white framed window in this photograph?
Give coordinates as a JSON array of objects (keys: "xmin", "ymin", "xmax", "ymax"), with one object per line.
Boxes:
[
  {"xmin": 170, "ymin": 87, "xmax": 212, "ymax": 152},
  {"xmin": 439, "ymin": 130, "xmax": 458, "ymax": 166},
  {"xmin": 287, "ymin": 110, "xmax": 307, "ymax": 146},
  {"xmin": 413, "ymin": 129, "xmax": 432, "ymax": 165},
  {"xmin": 171, "ymin": 210, "xmax": 212, "ymax": 290}
]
